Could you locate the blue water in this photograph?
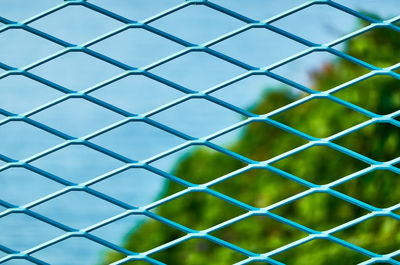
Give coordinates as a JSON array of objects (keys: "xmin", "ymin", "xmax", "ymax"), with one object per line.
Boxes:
[{"xmin": 0, "ymin": 0, "xmax": 398, "ymax": 264}]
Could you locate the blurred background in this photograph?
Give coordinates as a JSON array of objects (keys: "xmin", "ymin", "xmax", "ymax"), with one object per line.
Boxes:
[{"xmin": 0, "ymin": 0, "xmax": 399, "ymax": 264}]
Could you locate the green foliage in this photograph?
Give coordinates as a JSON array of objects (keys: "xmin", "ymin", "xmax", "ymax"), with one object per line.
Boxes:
[{"xmin": 101, "ymin": 20, "xmax": 400, "ymax": 265}]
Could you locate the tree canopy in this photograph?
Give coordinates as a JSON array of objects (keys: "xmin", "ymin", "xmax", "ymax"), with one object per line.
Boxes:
[{"xmin": 101, "ymin": 18, "xmax": 400, "ymax": 265}]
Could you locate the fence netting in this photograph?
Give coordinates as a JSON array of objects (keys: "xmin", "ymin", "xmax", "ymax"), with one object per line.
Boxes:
[{"xmin": 0, "ymin": 0, "xmax": 400, "ymax": 264}]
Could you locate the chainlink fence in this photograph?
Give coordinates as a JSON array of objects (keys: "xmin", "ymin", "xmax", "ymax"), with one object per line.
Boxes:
[{"xmin": 0, "ymin": 0, "xmax": 400, "ymax": 264}]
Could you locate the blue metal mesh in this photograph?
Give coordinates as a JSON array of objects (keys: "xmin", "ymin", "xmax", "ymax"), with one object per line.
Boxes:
[{"xmin": 0, "ymin": 0, "xmax": 400, "ymax": 264}]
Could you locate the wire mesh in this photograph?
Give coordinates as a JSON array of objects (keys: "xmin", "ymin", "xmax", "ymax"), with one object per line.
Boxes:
[{"xmin": 0, "ymin": 0, "xmax": 400, "ymax": 264}]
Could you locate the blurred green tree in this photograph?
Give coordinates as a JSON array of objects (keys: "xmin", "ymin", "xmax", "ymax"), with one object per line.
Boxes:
[{"xmin": 101, "ymin": 19, "xmax": 400, "ymax": 265}]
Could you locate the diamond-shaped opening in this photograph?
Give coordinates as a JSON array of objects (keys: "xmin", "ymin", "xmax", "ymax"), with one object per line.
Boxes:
[
  {"xmin": 0, "ymin": 213, "xmax": 62, "ymax": 251},
  {"xmin": 270, "ymin": 51, "xmax": 369, "ymax": 91},
  {"xmin": 333, "ymin": 216, "xmax": 400, "ymax": 255},
  {"xmin": 210, "ymin": 0, "xmax": 306, "ymax": 21},
  {"xmin": 150, "ymin": 238, "xmax": 246, "ymax": 265},
  {"xmin": 32, "ymin": 236, "xmax": 125, "ymax": 265},
  {"xmin": 149, "ymin": 52, "xmax": 245, "ymax": 91},
  {"xmin": 90, "ymin": 0, "xmax": 180, "ymax": 21},
  {"xmin": 30, "ymin": 52, "xmax": 123, "ymax": 91},
  {"xmin": 272, "ymin": 239, "xmax": 368, "ymax": 265},
  {"xmin": 272, "ymin": 4, "xmax": 367, "ymax": 44},
  {"xmin": 0, "ymin": 75, "xmax": 62, "ymax": 114},
  {"xmin": 271, "ymin": 193, "xmax": 369, "ymax": 231},
  {"xmin": 151, "ymin": 98, "xmax": 244, "ymax": 138},
  {"xmin": 211, "ymin": 215, "xmax": 307, "ymax": 253},
  {"xmin": 89, "ymin": 75, "xmax": 185, "ymax": 115},
  {"xmin": 210, "ymin": 76, "xmax": 303, "ymax": 115},
  {"xmin": 271, "ymin": 98, "xmax": 369, "ymax": 138},
  {"xmin": 334, "ymin": 170, "xmax": 400, "ymax": 209},
  {"xmin": 210, "ymin": 168, "xmax": 308, "ymax": 208},
  {"xmin": 30, "ymin": 5, "xmax": 123, "ymax": 45},
  {"xmin": 90, "ymin": 121, "xmax": 185, "ymax": 161},
  {"xmin": 90, "ymin": 168, "xmax": 177, "ymax": 207},
  {"xmin": 0, "ymin": 28, "xmax": 62, "ymax": 68},
  {"xmin": 211, "ymin": 27, "xmax": 306, "ymax": 67},
  {"xmin": 271, "ymin": 146, "xmax": 368, "ymax": 185},
  {"xmin": 91, "ymin": 28, "xmax": 184, "ymax": 67},
  {"xmin": 30, "ymin": 145, "xmax": 124, "ymax": 183},
  {"xmin": 333, "ymin": 75, "xmax": 400, "ymax": 115},
  {"xmin": 333, "ymin": 27, "xmax": 400, "ymax": 68},
  {"xmin": 150, "ymin": 145, "xmax": 247, "ymax": 184},
  {"xmin": 91, "ymin": 215, "xmax": 186, "ymax": 260},
  {"xmin": 30, "ymin": 98, "xmax": 123, "ymax": 137},
  {"xmin": 0, "ymin": 0, "xmax": 56, "ymax": 22},
  {"xmin": 32, "ymin": 191, "xmax": 124, "ymax": 229},
  {"xmin": 152, "ymin": 191, "xmax": 247, "ymax": 231},
  {"xmin": 211, "ymin": 121, "xmax": 307, "ymax": 161},
  {"xmin": 0, "ymin": 167, "xmax": 63, "ymax": 206},
  {"xmin": 149, "ymin": 5, "xmax": 245, "ymax": 44},
  {"xmin": 0, "ymin": 121, "xmax": 62, "ymax": 160},
  {"xmin": 333, "ymin": 123, "xmax": 400, "ymax": 162}
]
